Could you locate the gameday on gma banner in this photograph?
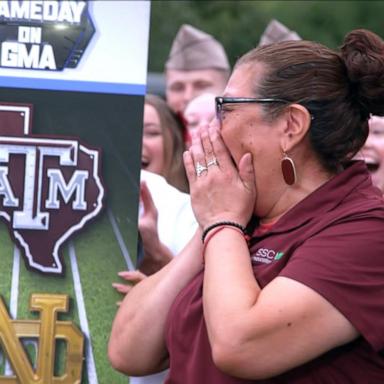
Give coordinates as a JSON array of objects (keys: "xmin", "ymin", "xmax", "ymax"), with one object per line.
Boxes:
[{"xmin": 0, "ymin": 1, "xmax": 150, "ymax": 383}]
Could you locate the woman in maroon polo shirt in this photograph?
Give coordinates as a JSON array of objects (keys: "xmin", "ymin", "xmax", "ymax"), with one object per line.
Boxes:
[{"xmin": 109, "ymin": 29, "xmax": 384, "ymax": 383}]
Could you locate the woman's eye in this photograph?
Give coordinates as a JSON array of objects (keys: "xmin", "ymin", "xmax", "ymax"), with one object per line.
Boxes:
[
  {"xmin": 371, "ymin": 129, "xmax": 384, "ymax": 136},
  {"xmin": 221, "ymin": 106, "xmax": 234, "ymax": 120},
  {"xmin": 143, "ymin": 123, "xmax": 162, "ymax": 138},
  {"xmin": 143, "ymin": 130, "xmax": 161, "ymax": 138}
]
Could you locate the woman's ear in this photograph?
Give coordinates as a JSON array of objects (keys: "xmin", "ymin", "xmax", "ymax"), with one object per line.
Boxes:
[{"xmin": 281, "ymin": 104, "xmax": 312, "ymax": 151}]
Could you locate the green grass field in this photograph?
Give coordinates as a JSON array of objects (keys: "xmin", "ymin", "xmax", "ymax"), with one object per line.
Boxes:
[{"xmin": 0, "ymin": 211, "xmax": 137, "ymax": 384}]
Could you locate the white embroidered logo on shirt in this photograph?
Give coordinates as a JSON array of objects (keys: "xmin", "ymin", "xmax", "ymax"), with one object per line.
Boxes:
[{"xmin": 251, "ymin": 248, "xmax": 284, "ymax": 264}]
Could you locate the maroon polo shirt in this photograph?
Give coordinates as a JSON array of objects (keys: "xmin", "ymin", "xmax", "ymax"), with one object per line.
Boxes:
[{"xmin": 165, "ymin": 161, "xmax": 384, "ymax": 383}]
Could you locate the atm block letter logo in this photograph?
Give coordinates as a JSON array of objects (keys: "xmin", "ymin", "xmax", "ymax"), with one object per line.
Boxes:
[{"xmin": 0, "ymin": 136, "xmax": 104, "ymax": 274}]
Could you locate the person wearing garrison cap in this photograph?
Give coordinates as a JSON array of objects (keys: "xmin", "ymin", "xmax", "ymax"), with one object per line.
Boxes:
[{"xmin": 165, "ymin": 24, "xmax": 230, "ymax": 114}]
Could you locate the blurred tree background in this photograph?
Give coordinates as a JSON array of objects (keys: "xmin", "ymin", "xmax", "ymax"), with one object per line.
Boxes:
[{"xmin": 148, "ymin": 0, "xmax": 384, "ymax": 72}]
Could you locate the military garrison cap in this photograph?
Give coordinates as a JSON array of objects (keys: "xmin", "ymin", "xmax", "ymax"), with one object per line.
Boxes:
[
  {"xmin": 259, "ymin": 19, "xmax": 301, "ymax": 46},
  {"xmin": 165, "ymin": 24, "xmax": 230, "ymax": 71}
]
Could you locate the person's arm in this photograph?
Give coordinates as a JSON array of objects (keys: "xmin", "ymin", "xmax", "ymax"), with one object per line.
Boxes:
[
  {"xmin": 108, "ymin": 229, "xmax": 203, "ymax": 376},
  {"xmin": 203, "ymin": 231, "xmax": 358, "ymax": 379}
]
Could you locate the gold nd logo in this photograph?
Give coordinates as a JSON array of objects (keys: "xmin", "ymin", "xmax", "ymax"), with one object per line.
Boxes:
[{"xmin": 0, "ymin": 293, "xmax": 84, "ymax": 383}]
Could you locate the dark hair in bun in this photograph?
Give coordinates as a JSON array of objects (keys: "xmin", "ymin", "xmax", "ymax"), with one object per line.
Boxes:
[
  {"xmin": 340, "ymin": 29, "xmax": 384, "ymax": 118},
  {"xmin": 237, "ymin": 29, "xmax": 384, "ymax": 172}
]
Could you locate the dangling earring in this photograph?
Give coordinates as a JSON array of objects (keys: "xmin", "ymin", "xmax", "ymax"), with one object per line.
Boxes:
[{"xmin": 281, "ymin": 152, "xmax": 297, "ymax": 185}]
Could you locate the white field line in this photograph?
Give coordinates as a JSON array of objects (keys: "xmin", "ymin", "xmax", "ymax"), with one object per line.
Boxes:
[
  {"xmin": 9, "ymin": 246, "xmax": 20, "ymax": 318},
  {"xmin": 3, "ymin": 246, "xmax": 21, "ymax": 375},
  {"xmin": 107, "ymin": 208, "xmax": 134, "ymax": 271},
  {"xmin": 69, "ymin": 242, "xmax": 99, "ymax": 384},
  {"xmin": 3, "ymin": 249, "xmax": 42, "ymax": 375}
]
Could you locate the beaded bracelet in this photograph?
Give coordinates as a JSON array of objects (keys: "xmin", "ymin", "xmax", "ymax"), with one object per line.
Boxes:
[{"xmin": 201, "ymin": 221, "xmax": 247, "ymax": 244}]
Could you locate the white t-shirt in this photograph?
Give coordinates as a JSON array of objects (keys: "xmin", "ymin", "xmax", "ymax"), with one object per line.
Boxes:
[{"xmin": 130, "ymin": 170, "xmax": 197, "ymax": 384}]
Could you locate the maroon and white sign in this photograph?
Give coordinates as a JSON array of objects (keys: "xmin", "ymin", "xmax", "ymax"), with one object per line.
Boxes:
[{"xmin": 0, "ymin": 102, "xmax": 105, "ymax": 274}]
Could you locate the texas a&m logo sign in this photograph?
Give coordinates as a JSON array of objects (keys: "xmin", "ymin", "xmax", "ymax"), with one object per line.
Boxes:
[{"xmin": 0, "ymin": 102, "xmax": 105, "ymax": 274}]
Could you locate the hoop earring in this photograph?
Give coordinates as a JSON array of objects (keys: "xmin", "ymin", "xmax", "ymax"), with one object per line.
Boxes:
[{"xmin": 281, "ymin": 153, "xmax": 297, "ymax": 185}]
